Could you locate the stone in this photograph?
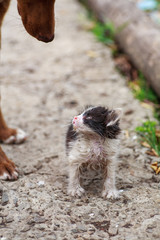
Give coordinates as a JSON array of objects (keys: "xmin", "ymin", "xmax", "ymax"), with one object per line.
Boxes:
[
  {"xmin": 13, "ymin": 198, "xmax": 18, "ymax": 207},
  {"xmin": 1, "ymin": 192, "xmax": 9, "ymax": 206},
  {"xmin": 0, "ymin": 183, "xmax": 3, "ymax": 194},
  {"xmin": 119, "ymin": 148, "xmax": 133, "ymax": 157},
  {"xmin": 34, "ymin": 216, "xmax": 46, "ymax": 224},
  {"xmin": 37, "ymin": 181, "xmax": 45, "ymax": 187},
  {"xmin": 5, "ymin": 217, "xmax": 14, "ymax": 223},
  {"xmin": 108, "ymin": 225, "xmax": 118, "ymax": 236},
  {"xmin": 21, "ymin": 226, "xmax": 31, "ymax": 232},
  {"xmin": 76, "ymin": 222, "xmax": 87, "ymax": 232}
]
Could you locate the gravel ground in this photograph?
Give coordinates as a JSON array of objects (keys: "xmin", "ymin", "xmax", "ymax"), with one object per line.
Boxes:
[{"xmin": 0, "ymin": 0, "xmax": 160, "ymax": 239}]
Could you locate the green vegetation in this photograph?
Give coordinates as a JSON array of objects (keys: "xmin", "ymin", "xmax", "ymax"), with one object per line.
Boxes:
[
  {"xmin": 154, "ymin": 105, "xmax": 160, "ymax": 121},
  {"xmin": 156, "ymin": 0, "xmax": 160, "ymax": 9},
  {"xmin": 91, "ymin": 21, "xmax": 116, "ymax": 46},
  {"xmin": 129, "ymin": 72, "xmax": 160, "ymax": 124},
  {"xmin": 131, "ymin": 73, "xmax": 160, "ymax": 156},
  {"xmin": 129, "ymin": 72, "xmax": 159, "ymax": 104},
  {"xmin": 135, "ymin": 121, "xmax": 160, "ymax": 156}
]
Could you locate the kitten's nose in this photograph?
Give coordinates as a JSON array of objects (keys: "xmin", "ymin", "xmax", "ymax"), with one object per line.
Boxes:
[{"xmin": 73, "ymin": 116, "xmax": 78, "ymax": 124}]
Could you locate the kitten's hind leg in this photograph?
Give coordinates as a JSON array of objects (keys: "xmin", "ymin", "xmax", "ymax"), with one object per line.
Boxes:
[{"xmin": 68, "ymin": 164, "xmax": 85, "ymax": 197}]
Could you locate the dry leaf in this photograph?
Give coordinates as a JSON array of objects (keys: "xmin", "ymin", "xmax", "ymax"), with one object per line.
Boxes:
[
  {"xmin": 151, "ymin": 162, "xmax": 160, "ymax": 174},
  {"xmin": 124, "ymin": 130, "xmax": 129, "ymax": 139},
  {"xmin": 114, "ymin": 56, "xmax": 138, "ymax": 81},
  {"xmin": 146, "ymin": 149, "xmax": 159, "ymax": 157},
  {"xmin": 82, "ymin": 22, "xmax": 95, "ymax": 31},
  {"xmin": 156, "ymin": 130, "xmax": 160, "ymax": 138},
  {"xmin": 146, "ymin": 150, "xmax": 155, "ymax": 156},
  {"xmin": 129, "ymin": 81, "xmax": 140, "ymax": 91},
  {"xmin": 151, "ymin": 149, "xmax": 159, "ymax": 157},
  {"xmin": 151, "ymin": 165, "xmax": 157, "ymax": 172},
  {"xmin": 152, "ymin": 162, "xmax": 158, "ymax": 166},
  {"xmin": 86, "ymin": 50, "xmax": 97, "ymax": 58},
  {"xmin": 156, "ymin": 167, "xmax": 160, "ymax": 174},
  {"xmin": 141, "ymin": 141, "xmax": 151, "ymax": 148},
  {"xmin": 140, "ymin": 102, "xmax": 154, "ymax": 110}
]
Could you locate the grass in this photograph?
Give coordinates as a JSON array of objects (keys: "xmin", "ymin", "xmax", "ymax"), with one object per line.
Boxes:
[
  {"xmin": 129, "ymin": 72, "xmax": 159, "ymax": 104},
  {"xmin": 91, "ymin": 21, "xmax": 116, "ymax": 46},
  {"xmin": 154, "ymin": 105, "xmax": 160, "ymax": 121},
  {"xmin": 90, "ymin": 20, "xmax": 128, "ymax": 56},
  {"xmin": 135, "ymin": 121, "xmax": 160, "ymax": 156},
  {"xmin": 132, "ymin": 73, "xmax": 160, "ymax": 157}
]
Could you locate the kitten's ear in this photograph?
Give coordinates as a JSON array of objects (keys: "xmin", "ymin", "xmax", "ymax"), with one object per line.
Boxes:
[
  {"xmin": 106, "ymin": 108, "xmax": 123, "ymax": 127},
  {"xmin": 114, "ymin": 108, "xmax": 123, "ymax": 118}
]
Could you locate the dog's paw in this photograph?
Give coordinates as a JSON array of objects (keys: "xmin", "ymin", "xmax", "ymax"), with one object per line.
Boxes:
[
  {"xmin": 0, "ymin": 159, "xmax": 18, "ymax": 181},
  {"xmin": 2, "ymin": 128, "xmax": 27, "ymax": 144},
  {"xmin": 68, "ymin": 185, "xmax": 85, "ymax": 197},
  {"xmin": 102, "ymin": 189, "xmax": 119, "ymax": 199},
  {"xmin": 0, "ymin": 146, "xmax": 19, "ymax": 180}
]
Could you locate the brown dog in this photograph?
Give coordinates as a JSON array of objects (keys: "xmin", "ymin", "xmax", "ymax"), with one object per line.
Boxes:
[{"xmin": 0, "ymin": 0, "xmax": 56, "ymax": 180}]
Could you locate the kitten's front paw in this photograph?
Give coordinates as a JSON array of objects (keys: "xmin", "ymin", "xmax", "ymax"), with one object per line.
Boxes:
[
  {"xmin": 68, "ymin": 185, "xmax": 85, "ymax": 197},
  {"xmin": 102, "ymin": 189, "xmax": 119, "ymax": 199}
]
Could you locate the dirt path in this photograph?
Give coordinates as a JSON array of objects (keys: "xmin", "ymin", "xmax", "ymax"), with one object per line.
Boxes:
[{"xmin": 0, "ymin": 0, "xmax": 160, "ymax": 239}]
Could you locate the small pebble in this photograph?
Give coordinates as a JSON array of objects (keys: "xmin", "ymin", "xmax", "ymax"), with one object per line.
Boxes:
[
  {"xmin": 76, "ymin": 222, "xmax": 87, "ymax": 232},
  {"xmin": 132, "ymin": 135, "xmax": 137, "ymax": 140},
  {"xmin": 1, "ymin": 192, "xmax": 9, "ymax": 206},
  {"xmin": 21, "ymin": 225, "xmax": 31, "ymax": 232},
  {"xmin": 37, "ymin": 181, "xmax": 45, "ymax": 187},
  {"xmin": 13, "ymin": 197, "xmax": 18, "ymax": 207},
  {"xmin": 108, "ymin": 225, "xmax": 118, "ymax": 236},
  {"xmin": 5, "ymin": 216, "xmax": 14, "ymax": 223},
  {"xmin": 89, "ymin": 213, "xmax": 95, "ymax": 218}
]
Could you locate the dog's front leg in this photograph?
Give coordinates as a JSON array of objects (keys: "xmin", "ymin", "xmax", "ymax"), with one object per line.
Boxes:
[
  {"xmin": 102, "ymin": 157, "xmax": 119, "ymax": 199},
  {"xmin": 68, "ymin": 164, "xmax": 85, "ymax": 197},
  {"xmin": 0, "ymin": 2, "xmax": 27, "ymax": 143},
  {"xmin": 0, "ymin": 0, "xmax": 11, "ymax": 47}
]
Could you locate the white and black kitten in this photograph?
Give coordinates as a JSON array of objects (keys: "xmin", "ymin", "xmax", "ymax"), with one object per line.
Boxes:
[{"xmin": 66, "ymin": 106, "xmax": 122, "ymax": 199}]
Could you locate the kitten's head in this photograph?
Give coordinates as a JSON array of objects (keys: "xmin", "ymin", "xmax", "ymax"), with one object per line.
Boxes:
[{"xmin": 72, "ymin": 106, "xmax": 122, "ymax": 139}]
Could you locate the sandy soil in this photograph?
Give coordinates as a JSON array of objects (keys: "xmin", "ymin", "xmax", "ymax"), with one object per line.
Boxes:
[{"xmin": 0, "ymin": 0, "xmax": 160, "ymax": 239}]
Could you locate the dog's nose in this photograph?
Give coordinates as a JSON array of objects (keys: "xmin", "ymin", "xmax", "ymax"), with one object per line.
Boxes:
[{"xmin": 37, "ymin": 34, "xmax": 55, "ymax": 43}]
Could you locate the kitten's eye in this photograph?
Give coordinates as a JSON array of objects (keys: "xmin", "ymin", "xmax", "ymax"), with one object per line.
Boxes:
[{"xmin": 85, "ymin": 116, "xmax": 92, "ymax": 120}]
